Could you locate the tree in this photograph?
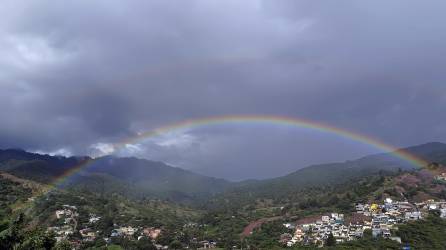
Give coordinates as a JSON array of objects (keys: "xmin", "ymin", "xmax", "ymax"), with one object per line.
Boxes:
[
  {"xmin": 169, "ymin": 240, "xmax": 182, "ymax": 249},
  {"xmin": 136, "ymin": 237, "xmax": 157, "ymax": 250},
  {"xmin": 19, "ymin": 229, "xmax": 56, "ymax": 250},
  {"xmin": 53, "ymin": 240, "xmax": 72, "ymax": 250},
  {"xmin": 325, "ymin": 233, "xmax": 336, "ymax": 246},
  {"xmin": 0, "ymin": 213, "xmax": 26, "ymax": 249}
]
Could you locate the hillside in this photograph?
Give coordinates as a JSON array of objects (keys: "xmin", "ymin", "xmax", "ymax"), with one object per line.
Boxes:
[
  {"xmin": 1, "ymin": 142, "xmax": 446, "ymax": 249},
  {"xmin": 67, "ymin": 156, "xmax": 232, "ymax": 201},
  {"xmin": 0, "ymin": 149, "xmax": 231, "ymax": 202},
  {"xmin": 214, "ymin": 142, "xmax": 446, "ymax": 203},
  {"xmin": 1, "ymin": 142, "xmax": 446, "ymax": 204},
  {"xmin": 0, "ymin": 172, "xmax": 201, "ymax": 250},
  {"xmin": 240, "ymin": 162, "xmax": 446, "ymax": 249},
  {"xmin": 272, "ymin": 142, "xmax": 446, "ymax": 186},
  {"xmin": 202, "ymin": 142, "xmax": 446, "ymax": 213}
]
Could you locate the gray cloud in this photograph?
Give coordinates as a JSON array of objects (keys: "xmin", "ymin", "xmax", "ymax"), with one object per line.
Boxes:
[{"xmin": 1, "ymin": 0, "xmax": 446, "ymax": 179}]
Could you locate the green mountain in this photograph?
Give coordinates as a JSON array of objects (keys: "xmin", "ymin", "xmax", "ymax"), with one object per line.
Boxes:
[
  {"xmin": 0, "ymin": 150, "xmax": 231, "ymax": 202},
  {"xmin": 1, "ymin": 142, "xmax": 445, "ymax": 204},
  {"xmin": 207, "ymin": 142, "xmax": 446, "ymax": 207},
  {"xmin": 274, "ymin": 142, "xmax": 446, "ymax": 187},
  {"xmin": 68, "ymin": 156, "xmax": 232, "ymax": 201},
  {"xmin": 1, "ymin": 142, "xmax": 446, "ymax": 249}
]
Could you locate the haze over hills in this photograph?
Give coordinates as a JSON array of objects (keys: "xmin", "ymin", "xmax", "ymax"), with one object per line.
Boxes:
[
  {"xmin": 268, "ymin": 142, "xmax": 446, "ymax": 187},
  {"xmin": 216, "ymin": 142, "xmax": 446, "ymax": 200},
  {"xmin": 1, "ymin": 142, "xmax": 445, "ymax": 202},
  {"xmin": 0, "ymin": 149, "xmax": 231, "ymax": 201}
]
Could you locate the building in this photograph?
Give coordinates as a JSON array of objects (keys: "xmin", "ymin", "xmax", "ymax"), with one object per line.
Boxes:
[
  {"xmin": 405, "ymin": 211, "xmax": 422, "ymax": 220},
  {"xmin": 143, "ymin": 227, "xmax": 162, "ymax": 239}
]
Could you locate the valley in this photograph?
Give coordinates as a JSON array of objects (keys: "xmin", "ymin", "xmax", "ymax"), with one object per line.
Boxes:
[{"xmin": 1, "ymin": 142, "xmax": 446, "ymax": 249}]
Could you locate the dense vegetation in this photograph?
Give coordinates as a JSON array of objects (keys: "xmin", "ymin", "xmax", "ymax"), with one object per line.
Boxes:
[
  {"xmin": 0, "ymin": 174, "xmax": 201, "ymax": 249},
  {"xmin": 1, "ymin": 142, "xmax": 446, "ymax": 249}
]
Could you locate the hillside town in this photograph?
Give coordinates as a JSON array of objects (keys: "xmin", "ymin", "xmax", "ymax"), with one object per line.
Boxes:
[
  {"xmin": 46, "ymin": 205, "xmax": 171, "ymax": 249},
  {"xmin": 282, "ymin": 198, "xmax": 446, "ymax": 247},
  {"xmin": 46, "ymin": 197, "xmax": 446, "ymax": 249}
]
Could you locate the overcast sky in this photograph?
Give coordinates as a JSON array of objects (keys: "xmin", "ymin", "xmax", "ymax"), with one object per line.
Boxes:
[{"xmin": 1, "ymin": 1, "xmax": 446, "ymax": 180}]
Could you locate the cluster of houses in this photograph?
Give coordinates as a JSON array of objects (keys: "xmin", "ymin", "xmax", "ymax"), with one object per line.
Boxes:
[
  {"xmin": 282, "ymin": 198, "xmax": 446, "ymax": 247},
  {"xmin": 48, "ymin": 205, "xmax": 79, "ymax": 242},
  {"xmin": 48, "ymin": 205, "xmax": 105, "ymax": 243},
  {"xmin": 415, "ymin": 199, "xmax": 446, "ymax": 219},
  {"xmin": 77, "ymin": 214, "xmax": 102, "ymax": 242},
  {"xmin": 282, "ymin": 213, "xmax": 350, "ymax": 247},
  {"xmin": 110, "ymin": 225, "xmax": 170, "ymax": 249},
  {"xmin": 196, "ymin": 240, "xmax": 218, "ymax": 249},
  {"xmin": 47, "ymin": 205, "xmax": 166, "ymax": 248},
  {"xmin": 46, "ymin": 205, "xmax": 219, "ymax": 249},
  {"xmin": 110, "ymin": 226, "xmax": 136, "ymax": 238},
  {"xmin": 109, "ymin": 225, "xmax": 162, "ymax": 240},
  {"xmin": 55, "ymin": 205, "xmax": 78, "ymax": 219}
]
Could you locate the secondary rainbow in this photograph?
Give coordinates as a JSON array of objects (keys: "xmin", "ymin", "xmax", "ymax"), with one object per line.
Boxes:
[{"xmin": 50, "ymin": 114, "xmax": 428, "ymax": 190}]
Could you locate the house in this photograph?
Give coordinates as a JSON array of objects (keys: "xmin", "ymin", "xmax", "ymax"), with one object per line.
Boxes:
[
  {"xmin": 405, "ymin": 211, "xmax": 422, "ymax": 220},
  {"xmin": 332, "ymin": 213, "xmax": 344, "ymax": 223},
  {"xmin": 293, "ymin": 227, "xmax": 304, "ymax": 242},
  {"xmin": 279, "ymin": 233, "xmax": 292, "ymax": 244},
  {"xmin": 355, "ymin": 204, "xmax": 365, "ymax": 213},
  {"xmin": 89, "ymin": 214, "xmax": 101, "ymax": 223},
  {"xmin": 395, "ymin": 202, "xmax": 415, "ymax": 212},
  {"xmin": 198, "ymin": 240, "xmax": 217, "ymax": 249},
  {"xmin": 347, "ymin": 213, "xmax": 371, "ymax": 227},
  {"xmin": 322, "ymin": 216, "xmax": 330, "ymax": 222},
  {"xmin": 119, "ymin": 226, "xmax": 136, "ymax": 236},
  {"xmin": 55, "ymin": 210, "xmax": 65, "ymax": 219},
  {"xmin": 55, "ymin": 205, "xmax": 78, "ymax": 220},
  {"xmin": 385, "ymin": 198, "xmax": 393, "ymax": 204},
  {"xmin": 440, "ymin": 208, "xmax": 446, "ymax": 218},
  {"xmin": 110, "ymin": 229, "xmax": 122, "ymax": 237},
  {"xmin": 373, "ymin": 215, "xmax": 389, "ymax": 224},
  {"xmin": 370, "ymin": 204, "xmax": 380, "ymax": 213},
  {"xmin": 48, "ymin": 225, "xmax": 74, "ymax": 240},
  {"xmin": 283, "ymin": 222, "xmax": 296, "ymax": 229},
  {"xmin": 143, "ymin": 227, "xmax": 162, "ymax": 239},
  {"xmin": 428, "ymin": 204, "xmax": 438, "ymax": 210},
  {"xmin": 79, "ymin": 228, "xmax": 97, "ymax": 241},
  {"xmin": 381, "ymin": 227, "xmax": 391, "ymax": 238}
]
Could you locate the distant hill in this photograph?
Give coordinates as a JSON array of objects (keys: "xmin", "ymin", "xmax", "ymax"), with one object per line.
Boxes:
[
  {"xmin": 215, "ymin": 142, "xmax": 446, "ymax": 202},
  {"xmin": 282, "ymin": 142, "xmax": 446, "ymax": 182},
  {"xmin": 0, "ymin": 149, "xmax": 85, "ymax": 183},
  {"xmin": 0, "ymin": 149, "xmax": 231, "ymax": 202},
  {"xmin": 70, "ymin": 156, "xmax": 231, "ymax": 200},
  {"xmin": 1, "ymin": 142, "xmax": 445, "ymax": 203}
]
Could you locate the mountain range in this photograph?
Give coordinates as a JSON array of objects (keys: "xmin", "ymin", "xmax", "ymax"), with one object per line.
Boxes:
[{"xmin": 1, "ymin": 142, "xmax": 446, "ymax": 202}]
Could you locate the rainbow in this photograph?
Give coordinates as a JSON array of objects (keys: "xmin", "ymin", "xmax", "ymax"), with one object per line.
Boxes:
[
  {"xmin": 13, "ymin": 114, "xmax": 428, "ymax": 212},
  {"xmin": 48, "ymin": 114, "xmax": 427, "ymax": 192}
]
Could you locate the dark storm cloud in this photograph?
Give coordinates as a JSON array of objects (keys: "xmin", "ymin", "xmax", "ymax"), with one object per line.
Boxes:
[{"xmin": 1, "ymin": 0, "xmax": 446, "ymax": 179}]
